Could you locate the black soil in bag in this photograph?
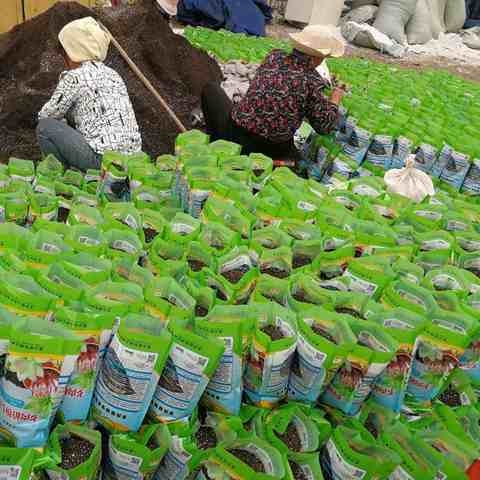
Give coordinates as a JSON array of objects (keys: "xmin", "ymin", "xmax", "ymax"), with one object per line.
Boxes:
[
  {"xmin": 0, "ymin": 0, "xmax": 222, "ymax": 160},
  {"xmin": 59, "ymin": 435, "xmax": 94, "ymax": 470}
]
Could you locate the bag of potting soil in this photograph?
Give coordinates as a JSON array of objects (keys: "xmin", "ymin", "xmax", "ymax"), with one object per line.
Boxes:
[
  {"xmin": 148, "ymin": 319, "xmax": 224, "ymax": 423},
  {"xmin": 22, "ymin": 230, "xmax": 71, "ymax": 271},
  {"xmin": 156, "ymin": 154, "xmax": 177, "ymax": 171},
  {"xmin": 61, "ymin": 169, "xmax": 83, "ymax": 188},
  {"xmin": 364, "ymin": 134, "xmax": 394, "ymax": 169},
  {"xmin": 330, "ymin": 291, "xmax": 369, "ymax": 319},
  {"xmin": 112, "ymin": 257, "xmax": 154, "ymax": 289},
  {"xmin": 341, "ymin": 257, "xmax": 395, "ymax": 300},
  {"xmin": 35, "ymin": 263, "xmax": 87, "ymax": 306},
  {"xmin": 402, "ymin": 204, "xmax": 446, "ymax": 232},
  {"xmin": 31, "ymin": 219, "xmax": 69, "ymax": 239},
  {"xmin": 254, "ymin": 191, "xmax": 289, "ymax": 228},
  {"xmin": 437, "ymin": 368, "xmax": 478, "ymax": 407},
  {"xmin": 0, "ymin": 248, "xmax": 28, "ymax": 275},
  {"xmin": 389, "ymin": 136, "xmax": 413, "ymax": 170},
  {"xmin": 320, "ymin": 423, "xmax": 401, "ymax": 480},
  {"xmin": 310, "ymin": 246, "xmax": 355, "ymax": 290},
  {"xmin": 342, "ymin": 125, "xmax": 372, "ymax": 165},
  {"xmin": 36, "ymin": 154, "xmax": 63, "ymax": 179},
  {"xmin": 195, "ymin": 306, "xmax": 254, "ymax": 415},
  {"xmin": 258, "ymin": 246, "xmax": 292, "ymax": 279},
  {"xmin": 416, "ymin": 249, "xmax": 452, "ymax": 273},
  {"xmin": 413, "ymin": 143, "xmax": 438, "ymax": 173},
  {"xmin": 348, "ymin": 177, "xmax": 384, "ymax": 198},
  {"xmin": 204, "ymin": 436, "xmax": 285, "ymax": 479},
  {"xmin": 127, "ymin": 162, "xmax": 156, "ymax": 191},
  {"xmin": 67, "ymin": 204, "xmax": 104, "ymax": 227},
  {"xmin": 200, "ymin": 268, "xmax": 235, "ymax": 304},
  {"xmin": 144, "ymin": 277, "xmax": 196, "ymax": 324},
  {"xmin": 407, "ymin": 309, "xmax": 476, "ymax": 403},
  {"xmin": 379, "ymin": 422, "xmax": 440, "ymax": 480},
  {"xmin": 45, "ymin": 423, "xmax": 101, "ymax": 480},
  {"xmin": 8, "ymin": 157, "xmax": 35, "ymax": 183},
  {"xmin": 84, "ymin": 281, "xmax": 143, "ymax": 317},
  {"xmin": 105, "ymin": 227, "xmax": 144, "ymax": 261},
  {"xmin": 370, "ymin": 308, "xmax": 427, "ymax": 412},
  {"xmin": 250, "ymin": 153, "xmax": 273, "ymax": 190},
  {"xmin": 416, "ymin": 230, "xmax": 454, "ymax": 253},
  {"xmin": 145, "ymin": 235, "xmax": 185, "ymax": 277},
  {"xmin": 74, "ymin": 190, "xmax": 100, "ymax": 209},
  {"xmin": 458, "ymin": 250, "xmax": 480, "ymax": 278},
  {"xmin": 98, "ymin": 151, "xmax": 130, "ymax": 202},
  {"xmin": 251, "ymin": 274, "xmax": 289, "ymax": 306},
  {"xmin": 60, "ymin": 252, "xmax": 112, "ymax": 286},
  {"xmin": 218, "ymin": 247, "xmax": 259, "ymax": 304},
  {"xmin": 461, "ymin": 158, "xmax": 480, "ymax": 195},
  {"xmin": 251, "ymin": 226, "xmax": 292, "ymax": 253},
  {"xmin": 103, "ymin": 424, "xmax": 171, "ymax": 480},
  {"xmin": 0, "ymin": 317, "xmax": 81, "ymax": 447},
  {"xmin": 33, "ymin": 175, "xmax": 56, "ymax": 196},
  {"xmin": 423, "ymin": 265, "xmax": 480, "ymax": 294},
  {"xmin": 0, "ymin": 273, "xmax": 56, "ymax": 318},
  {"xmin": 175, "ymin": 130, "xmax": 210, "ymax": 155},
  {"xmin": 185, "ymin": 241, "xmax": 216, "ymax": 274},
  {"xmin": 443, "ymin": 210, "xmax": 472, "ymax": 233},
  {"xmin": 280, "ymin": 220, "xmax": 322, "ymax": 244},
  {"xmin": 103, "ymin": 202, "xmax": 143, "ymax": 237},
  {"xmin": 83, "ymin": 169, "xmax": 101, "ymax": 195},
  {"xmin": 381, "ymin": 279, "xmax": 437, "ymax": 315},
  {"xmin": 0, "ymin": 223, "xmax": 30, "ymax": 252},
  {"xmin": 454, "ymin": 230, "xmax": 480, "ymax": 252},
  {"xmin": 140, "ymin": 208, "xmax": 166, "ymax": 245},
  {"xmin": 165, "ymin": 212, "xmax": 202, "ymax": 246},
  {"xmin": 0, "ymin": 193, "xmax": 29, "ymax": 225},
  {"xmin": 288, "ymin": 307, "xmax": 356, "ymax": 404},
  {"xmin": 287, "ymin": 274, "xmax": 333, "ymax": 312},
  {"xmin": 199, "ymin": 221, "xmax": 240, "ymax": 256},
  {"xmin": 265, "ymin": 403, "xmax": 331, "ymax": 456},
  {"xmin": 436, "ymin": 404, "xmax": 480, "ymax": 449},
  {"xmin": 65, "ymin": 224, "xmax": 106, "ymax": 256},
  {"xmin": 53, "ymin": 305, "xmax": 115, "ymax": 423},
  {"xmin": 92, "ymin": 313, "xmax": 171, "ymax": 432},
  {"xmin": 243, "ymin": 303, "xmax": 297, "ymax": 407},
  {"xmin": 437, "ymin": 146, "xmax": 471, "ymax": 191},
  {"xmin": 284, "ymin": 451, "xmax": 324, "ymax": 480},
  {"xmin": 321, "ymin": 319, "xmax": 398, "ymax": 416}
]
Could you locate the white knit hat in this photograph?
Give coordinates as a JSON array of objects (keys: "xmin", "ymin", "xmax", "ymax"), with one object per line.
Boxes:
[
  {"xmin": 59, "ymin": 17, "xmax": 111, "ymax": 63},
  {"xmin": 289, "ymin": 25, "xmax": 346, "ymax": 58}
]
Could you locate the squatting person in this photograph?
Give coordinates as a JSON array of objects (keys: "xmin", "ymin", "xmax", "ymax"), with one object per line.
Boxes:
[
  {"xmin": 201, "ymin": 25, "xmax": 347, "ymax": 161},
  {"xmin": 36, "ymin": 17, "xmax": 142, "ymax": 171}
]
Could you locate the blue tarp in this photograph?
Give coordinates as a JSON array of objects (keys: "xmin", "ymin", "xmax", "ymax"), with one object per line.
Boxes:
[{"xmin": 177, "ymin": 0, "xmax": 272, "ymax": 36}]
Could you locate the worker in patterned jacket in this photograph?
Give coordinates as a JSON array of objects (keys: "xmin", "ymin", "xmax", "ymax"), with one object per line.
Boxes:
[
  {"xmin": 201, "ymin": 25, "xmax": 346, "ymax": 161},
  {"xmin": 37, "ymin": 17, "xmax": 142, "ymax": 171}
]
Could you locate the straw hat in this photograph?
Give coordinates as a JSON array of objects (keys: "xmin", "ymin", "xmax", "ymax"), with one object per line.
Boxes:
[
  {"xmin": 59, "ymin": 17, "xmax": 111, "ymax": 63},
  {"xmin": 289, "ymin": 25, "xmax": 345, "ymax": 58}
]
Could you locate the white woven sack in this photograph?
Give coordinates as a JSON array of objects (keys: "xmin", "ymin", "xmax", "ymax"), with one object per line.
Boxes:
[{"xmin": 384, "ymin": 155, "xmax": 435, "ymax": 202}]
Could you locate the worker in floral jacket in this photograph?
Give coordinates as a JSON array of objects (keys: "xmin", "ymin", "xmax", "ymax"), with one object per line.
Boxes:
[
  {"xmin": 201, "ymin": 25, "xmax": 346, "ymax": 160},
  {"xmin": 37, "ymin": 17, "xmax": 142, "ymax": 171}
]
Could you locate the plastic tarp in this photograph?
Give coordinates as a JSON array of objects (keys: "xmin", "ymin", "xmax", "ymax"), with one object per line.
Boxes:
[{"xmin": 177, "ymin": 0, "xmax": 272, "ymax": 36}]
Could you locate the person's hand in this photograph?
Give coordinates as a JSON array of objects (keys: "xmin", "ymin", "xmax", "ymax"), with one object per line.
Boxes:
[{"xmin": 330, "ymin": 86, "xmax": 346, "ymax": 105}]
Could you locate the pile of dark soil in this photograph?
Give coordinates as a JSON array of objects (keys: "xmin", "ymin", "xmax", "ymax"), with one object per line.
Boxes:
[{"xmin": 0, "ymin": 1, "xmax": 222, "ymax": 160}]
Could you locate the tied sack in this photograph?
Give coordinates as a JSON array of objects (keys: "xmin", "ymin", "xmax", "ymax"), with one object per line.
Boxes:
[{"xmin": 384, "ymin": 156, "xmax": 434, "ymax": 203}]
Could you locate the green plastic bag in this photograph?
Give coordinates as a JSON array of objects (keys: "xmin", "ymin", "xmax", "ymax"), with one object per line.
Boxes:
[
  {"xmin": 36, "ymin": 263, "xmax": 87, "ymax": 306},
  {"xmin": 84, "ymin": 169, "xmax": 101, "ymax": 195},
  {"xmin": 144, "ymin": 277, "xmax": 196, "ymax": 324},
  {"xmin": 67, "ymin": 204, "xmax": 104, "ymax": 227},
  {"xmin": 166, "ymin": 212, "xmax": 202, "ymax": 245},
  {"xmin": 141, "ymin": 208, "xmax": 166, "ymax": 244},
  {"xmin": 145, "ymin": 236, "xmax": 185, "ymax": 277},
  {"xmin": 60, "ymin": 252, "xmax": 112, "ymax": 286},
  {"xmin": 103, "ymin": 424, "xmax": 171, "ymax": 480},
  {"xmin": 251, "ymin": 274, "xmax": 289, "ymax": 306},
  {"xmin": 423, "ymin": 265, "xmax": 480, "ymax": 294},
  {"xmin": 103, "ymin": 203, "xmax": 143, "ymax": 237},
  {"xmin": 0, "ymin": 317, "xmax": 81, "ymax": 447},
  {"xmin": 0, "ymin": 447, "xmax": 38, "ymax": 479},
  {"xmin": 381, "ymin": 279, "xmax": 437, "ymax": 315},
  {"xmin": 264, "ymin": 403, "xmax": 331, "ymax": 455},
  {"xmin": 311, "ymin": 246, "xmax": 355, "ymax": 284},
  {"xmin": 8, "ymin": 157, "xmax": 35, "ymax": 183},
  {"xmin": 250, "ymin": 153, "xmax": 273, "ymax": 190},
  {"xmin": 175, "ymin": 130, "xmax": 210, "ymax": 155},
  {"xmin": 287, "ymin": 274, "xmax": 333, "ymax": 312},
  {"xmin": 33, "ymin": 176, "xmax": 56, "ymax": 196},
  {"xmin": 285, "ymin": 451, "xmax": 324, "ymax": 480},
  {"xmin": 185, "ymin": 240, "xmax": 216, "ymax": 273},
  {"xmin": 244, "ymin": 303, "xmax": 297, "ymax": 407},
  {"xmin": 148, "ymin": 319, "xmax": 224, "ymax": 423},
  {"xmin": 36, "ymin": 154, "xmax": 63, "ymax": 179},
  {"xmin": 0, "ymin": 193, "xmax": 29, "ymax": 225},
  {"xmin": 391, "ymin": 257, "xmax": 424, "ymax": 285},
  {"xmin": 320, "ymin": 423, "xmax": 401, "ymax": 480},
  {"xmin": 205, "ymin": 436, "xmax": 285, "ymax": 479},
  {"xmin": 45, "ymin": 423, "xmax": 101, "ymax": 480},
  {"xmin": 65, "ymin": 224, "xmax": 106, "ymax": 255},
  {"xmin": 288, "ymin": 306, "xmax": 356, "ymax": 404},
  {"xmin": 112, "ymin": 257, "xmax": 154, "ymax": 289},
  {"xmin": 84, "ymin": 281, "xmax": 143, "ymax": 316},
  {"xmin": 93, "ymin": 313, "xmax": 172, "ymax": 432},
  {"xmin": 259, "ymin": 246, "xmax": 292, "ymax": 279},
  {"xmin": 156, "ymin": 154, "xmax": 177, "ymax": 171},
  {"xmin": 437, "ymin": 368, "xmax": 478, "ymax": 407},
  {"xmin": 251, "ymin": 226, "xmax": 292, "ymax": 251},
  {"xmin": 0, "ymin": 273, "xmax": 56, "ymax": 318},
  {"xmin": 22, "ymin": 230, "xmax": 71, "ymax": 271},
  {"xmin": 292, "ymin": 240, "xmax": 324, "ymax": 270},
  {"xmin": 199, "ymin": 221, "xmax": 240, "ymax": 255},
  {"xmin": 105, "ymin": 228, "xmax": 144, "ymax": 260}
]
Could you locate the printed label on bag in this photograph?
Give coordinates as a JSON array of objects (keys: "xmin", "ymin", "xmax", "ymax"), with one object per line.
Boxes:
[
  {"xmin": 154, "ymin": 436, "xmax": 190, "ymax": 480},
  {"xmin": 112, "ymin": 240, "xmax": 137, "ymax": 255},
  {"xmin": 323, "ymin": 439, "xmax": 366, "ymax": 480},
  {"xmin": 389, "ymin": 466, "xmax": 414, "ymax": 480},
  {"xmin": 105, "ymin": 438, "xmax": 143, "ymax": 480},
  {"xmin": 297, "ymin": 201, "xmax": 317, "ymax": 212},
  {"xmin": 343, "ymin": 270, "xmax": 378, "ymax": 296},
  {"xmin": 0, "ymin": 466, "xmax": 22, "ymax": 480}
]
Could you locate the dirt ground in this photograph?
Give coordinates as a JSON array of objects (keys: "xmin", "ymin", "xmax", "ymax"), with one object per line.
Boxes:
[{"xmin": 267, "ymin": 22, "xmax": 480, "ymax": 84}]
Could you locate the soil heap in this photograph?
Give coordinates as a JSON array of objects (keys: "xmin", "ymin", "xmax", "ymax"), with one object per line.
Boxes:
[{"xmin": 0, "ymin": 0, "xmax": 222, "ymax": 160}]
